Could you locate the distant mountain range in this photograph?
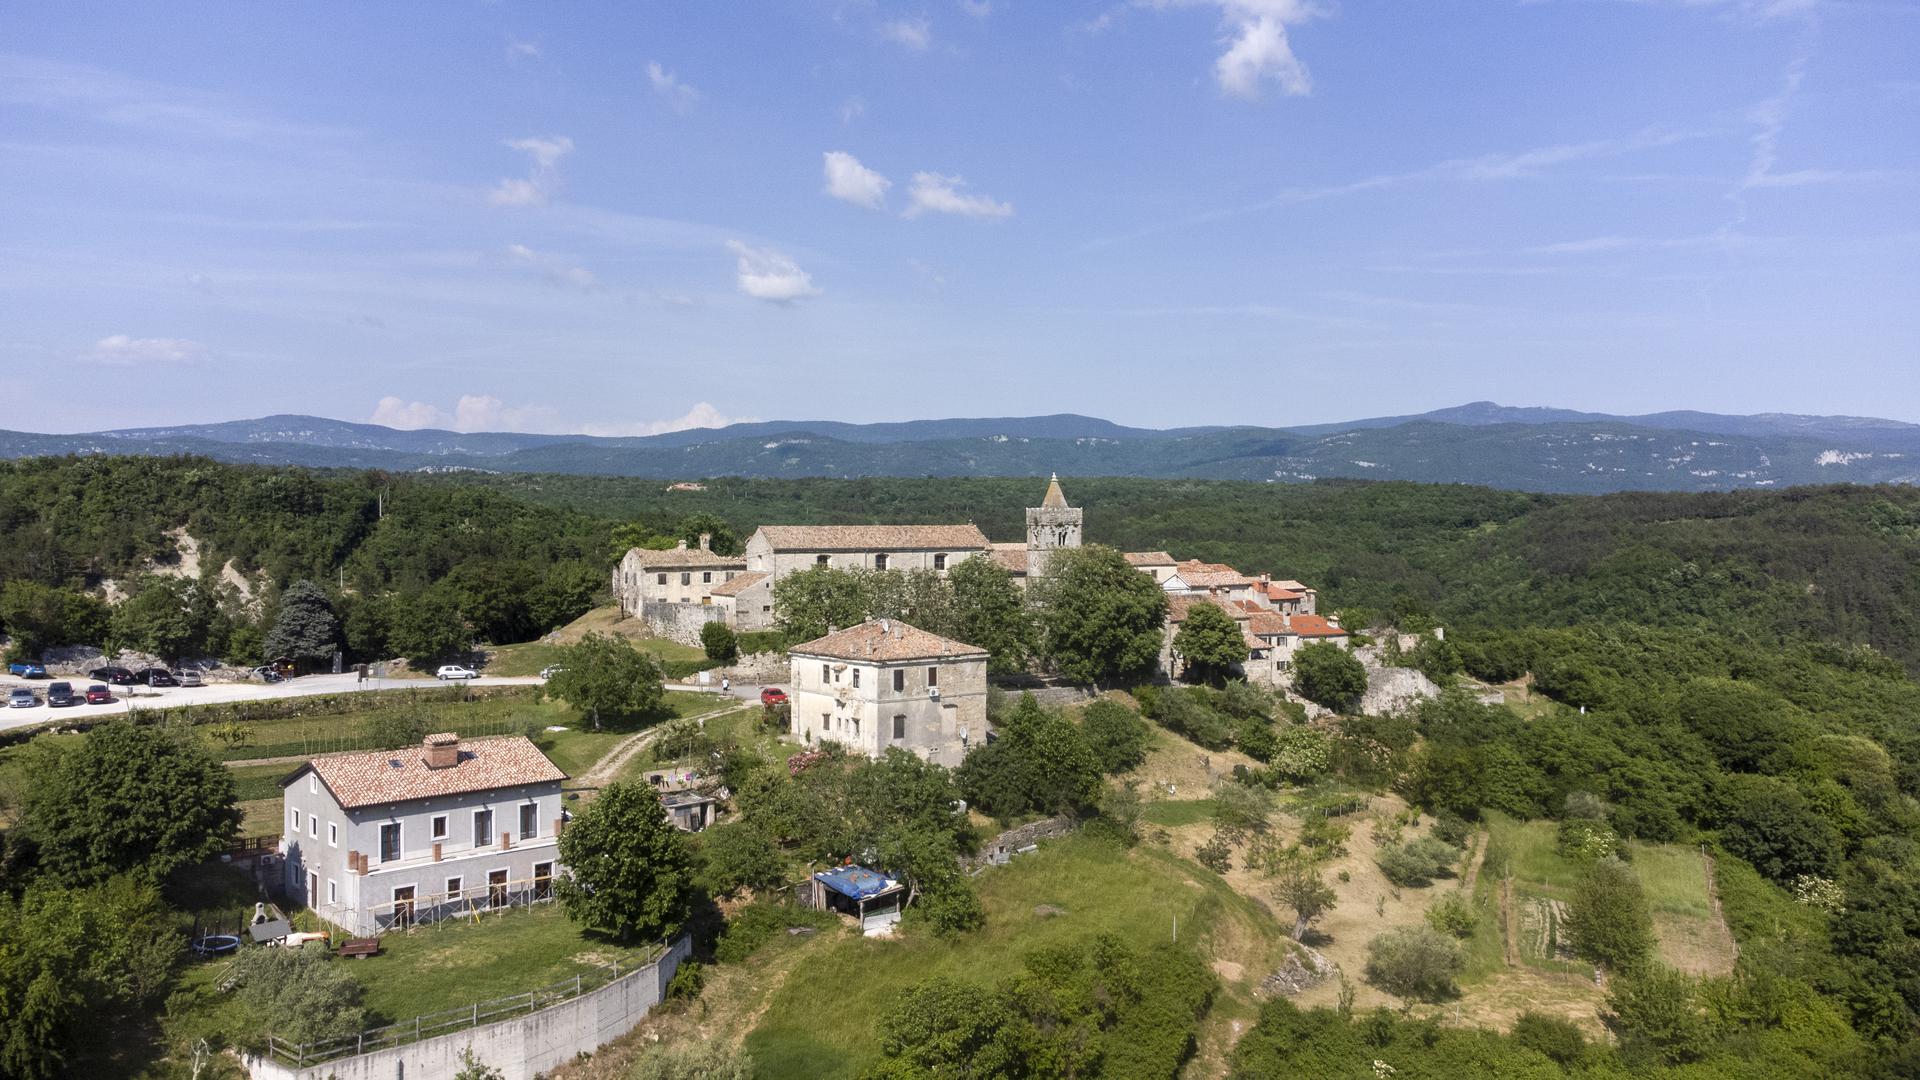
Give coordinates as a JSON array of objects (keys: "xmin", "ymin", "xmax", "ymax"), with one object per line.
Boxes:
[{"xmin": 3, "ymin": 403, "xmax": 1916, "ymax": 494}]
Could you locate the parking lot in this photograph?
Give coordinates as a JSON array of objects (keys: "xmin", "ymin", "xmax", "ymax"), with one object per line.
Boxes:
[{"xmin": 0, "ymin": 671, "xmax": 545, "ymax": 733}]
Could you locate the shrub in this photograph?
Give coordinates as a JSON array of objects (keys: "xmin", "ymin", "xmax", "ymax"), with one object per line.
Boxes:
[
  {"xmin": 1080, "ymin": 699, "xmax": 1151, "ymax": 774},
  {"xmin": 714, "ymin": 904, "xmax": 837, "ymax": 964},
  {"xmin": 1605, "ymin": 964, "xmax": 1714, "ymax": 1065},
  {"xmin": 664, "ymin": 961, "xmax": 705, "ymax": 1002},
  {"xmin": 1557, "ymin": 817, "xmax": 1619, "ymax": 862},
  {"xmin": 1196, "ymin": 833, "xmax": 1233, "ymax": 873},
  {"xmin": 1217, "ymin": 679, "xmax": 1275, "ymax": 720},
  {"xmin": 1566, "ymin": 858, "xmax": 1655, "ymax": 972},
  {"xmin": 1151, "ymin": 687, "xmax": 1235, "ymax": 750},
  {"xmin": 733, "ymin": 629, "xmax": 787, "ymax": 656},
  {"xmin": 1376, "ymin": 837, "xmax": 1457, "ymax": 887},
  {"xmin": 1512, "ymin": 1012, "xmax": 1588, "ymax": 1066},
  {"xmin": 1294, "ymin": 643, "xmax": 1368, "ymax": 712},
  {"xmin": 1364, "ymin": 927, "xmax": 1464, "ymax": 1003},
  {"xmin": 1425, "ymin": 893, "xmax": 1477, "ymax": 938},
  {"xmin": 1235, "ymin": 715, "xmax": 1279, "ymax": 762},
  {"xmin": 630, "ymin": 1042, "xmax": 755, "ymax": 1080},
  {"xmin": 1431, "ymin": 811, "xmax": 1472, "ymax": 848},
  {"xmin": 700, "ymin": 621, "xmax": 738, "ymax": 663},
  {"xmin": 1268, "ymin": 725, "xmax": 1331, "ymax": 782},
  {"xmin": 232, "ymin": 943, "xmax": 366, "ymax": 1047}
]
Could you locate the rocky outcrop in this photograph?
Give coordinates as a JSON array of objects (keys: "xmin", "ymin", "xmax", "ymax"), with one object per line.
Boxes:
[
  {"xmin": 1354, "ymin": 647, "xmax": 1442, "ymax": 716},
  {"xmin": 1260, "ymin": 944, "xmax": 1340, "ymax": 995}
]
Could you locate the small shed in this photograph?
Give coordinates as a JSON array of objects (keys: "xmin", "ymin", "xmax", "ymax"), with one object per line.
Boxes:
[
  {"xmin": 661, "ymin": 789, "xmax": 719, "ymax": 832},
  {"xmin": 805, "ymin": 865, "xmax": 906, "ymax": 936}
]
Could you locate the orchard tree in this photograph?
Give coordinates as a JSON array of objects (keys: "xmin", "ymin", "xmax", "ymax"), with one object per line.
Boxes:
[
  {"xmin": 263, "ymin": 580, "xmax": 340, "ymax": 671},
  {"xmin": 772, "ymin": 565, "xmax": 868, "ymax": 641},
  {"xmin": 1033, "ymin": 545, "xmax": 1167, "ymax": 687},
  {"xmin": 1276, "ymin": 865, "xmax": 1338, "ymax": 942},
  {"xmin": 1293, "ymin": 642, "xmax": 1367, "ymax": 713},
  {"xmin": 544, "ymin": 633, "xmax": 665, "ymax": 729},
  {"xmin": 556, "ymin": 781, "xmax": 693, "ymax": 943},
  {"xmin": 1566, "ymin": 858, "xmax": 1655, "ymax": 971},
  {"xmin": 21, "ymin": 721, "xmax": 240, "ymax": 885},
  {"xmin": 947, "ymin": 556, "xmax": 1037, "ymax": 675},
  {"xmin": 1173, "ymin": 602, "xmax": 1248, "ymax": 684},
  {"xmin": 1364, "ymin": 926, "xmax": 1464, "ymax": 1005}
]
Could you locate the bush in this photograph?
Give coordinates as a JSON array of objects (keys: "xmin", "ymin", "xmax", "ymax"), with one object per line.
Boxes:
[
  {"xmin": 1151, "ymin": 687, "xmax": 1235, "ymax": 750},
  {"xmin": 1080, "ymin": 699, "xmax": 1151, "ymax": 774},
  {"xmin": 1268, "ymin": 725, "xmax": 1331, "ymax": 782},
  {"xmin": 733, "ymin": 629, "xmax": 787, "ymax": 656},
  {"xmin": 1376, "ymin": 837, "xmax": 1458, "ymax": 887},
  {"xmin": 1196, "ymin": 833, "xmax": 1233, "ymax": 872},
  {"xmin": 1431, "ymin": 811, "xmax": 1472, "ymax": 848},
  {"xmin": 1566, "ymin": 858, "xmax": 1655, "ymax": 972},
  {"xmin": 1364, "ymin": 927, "xmax": 1464, "ymax": 1003},
  {"xmin": 714, "ymin": 904, "xmax": 838, "ymax": 963},
  {"xmin": 1424, "ymin": 893, "xmax": 1477, "ymax": 938},
  {"xmin": 630, "ymin": 1042, "xmax": 755, "ymax": 1080},
  {"xmin": 1557, "ymin": 817, "xmax": 1619, "ymax": 862},
  {"xmin": 231, "ymin": 943, "xmax": 366, "ymax": 1047},
  {"xmin": 664, "ymin": 961, "xmax": 705, "ymax": 1002},
  {"xmin": 1294, "ymin": 643, "xmax": 1368, "ymax": 712},
  {"xmin": 1512, "ymin": 1011, "xmax": 1587, "ymax": 1066},
  {"xmin": 700, "ymin": 621, "xmax": 738, "ymax": 663}
]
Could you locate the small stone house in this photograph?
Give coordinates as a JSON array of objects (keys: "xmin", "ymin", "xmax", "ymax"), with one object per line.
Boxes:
[
  {"xmin": 786, "ymin": 620, "xmax": 990, "ymax": 768},
  {"xmin": 612, "ymin": 535, "xmax": 747, "ymax": 614},
  {"xmin": 279, "ymin": 733, "xmax": 567, "ymax": 936},
  {"xmin": 708, "ymin": 570, "xmax": 774, "ymax": 632}
]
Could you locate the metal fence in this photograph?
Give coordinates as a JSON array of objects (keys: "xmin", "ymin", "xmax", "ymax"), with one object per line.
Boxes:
[{"xmin": 264, "ymin": 939, "xmax": 671, "ymax": 1068}]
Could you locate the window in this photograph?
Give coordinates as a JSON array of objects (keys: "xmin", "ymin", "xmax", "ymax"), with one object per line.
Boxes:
[
  {"xmin": 474, "ymin": 808, "xmax": 494, "ymax": 847},
  {"xmin": 488, "ymin": 869, "xmax": 509, "ymax": 908},
  {"xmin": 431, "ymin": 815, "xmax": 448, "ymax": 841},
  {"xmin": 533, "ymin": 861, "xmax": 555, "ymax": 901},
  {"xmin": 874, "ymin": 553, "xmax": 889, "ymax": 571},
  {"xmin": 852, "ymin": 668, "xmax": 861, "ymax": 688},
  {"xmin": 934, "ymin": 553, "xmax": 947, "ymax": 571},
  {"xmin": 392, "ymin": 885, "xmax": 415, "ymax": 928},
  {"xmin": 702, "ymin": 571, "xmax": 712, "ymax": 583},
  {"xmin": 893, "ymin": 714, "xmax": 906, "ymax": 740},
  {"xmin": 928, "ymin": 666, "xmax": 939, "ymax": 687},
  {"xmin": 821, "ymin": 712, "xmax": 830, "ymax": 735},
  {"xmin": 308, "ymin": 872, "xmax": 317, "ymax": 902},
  {"xmin": 821, "ymin": 663, "xmax": 831, "ymax": 684},
  {"xmin": 850, "ymin": 717, "xmax": 861, "ymax": 738},
  {"xmin": 309, "ymin": 774, "xmax": 317, "ymax": 794},
  {"xmin": 445, "ymin": 876, "xmax": 462, "ymax": 899},
  {"xmin": 892, "ymin": 669, "xmax": 905, "ymax": 692},
  {"xmin": 326, "ymin": 879, "xmax": 337, "ymax": 904},
  {"xmin": 379, "ymin": 822, "xmax": 401, "ymax": 864},
  {"xmin": 519, "ymin": 803, "xmax": 538, "ymax": 840},
  {"xmin": 681, "ymin": 571, "xmax": 691, "ymax": 586},
  {"xmin": 816, "ymin": 554, "xmax": 829, "ymax": 566},
  {"xmin": 656, "ymin": 573, "xmax": 667, "ymax": 586},
  {"xmin": 308, "ymin": 815, "xmax": 318, "ymax": 838},
  {"xmin": 328, "ymin": 822, "xmax": 337, "ymax": 847},
  {"xmin": 290, "ymin": 809, "xmax": 302, "ymax": 833}
]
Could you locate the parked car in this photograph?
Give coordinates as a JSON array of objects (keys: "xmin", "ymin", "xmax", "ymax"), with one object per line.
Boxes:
[
  {"xmin": 7, "ymin": 688, "xmax": 36, "ymax": 708},
  {"xmin": 177, "ymin": 669, "xmax": 204, "ymax": 687},
  {"xmin": 7, "ymin": 661, "xmax": 46, "ymax": 679},
  {"xmin": 85, "ymin": 684, "xmax": 113, "ymax": 704},
  {"xmin": 89, "ymin": 666, "xmax": 136, "ymax": 685},
  {"xmin": 45, "ymin": 682, "xmax": 76, "ymax": 707},
  {"xmin": 539, "ymin": 665, "xmax": 564, "ymax": 679},
  {"xmin": 250, "ymin": 665, "xmax": 283, "ymax": 683},
  {"xmin": 760, "ymin": 687, "xmax": 789, "ymax": 706},
  {"xmin": 436, "ymin": 665, "xmax": 479, "ymax": 681},
  {"xmin": 133, "ymin": 667, "xmax": 178, "ymax": 687}
]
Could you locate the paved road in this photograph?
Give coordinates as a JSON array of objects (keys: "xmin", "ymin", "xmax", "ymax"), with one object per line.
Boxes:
[{"xmin": 0, "ymin": 672, "xmax": 544, "ymax": 734}]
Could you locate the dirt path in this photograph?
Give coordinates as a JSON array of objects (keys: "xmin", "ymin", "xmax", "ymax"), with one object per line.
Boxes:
[
  {"xmin": 1500, "ymin": 877, "xmax": 1520, "ymax": 968},
  {"xmin": 1457, "ymin": 831, "xmax": 1488, "ymax": 896},
  {"xmin": 576, "ymin": 703, "xmax": 743, "ymax": 788},
  {"xmin": 1701, "ymin": 847, "xmax": 1739, "ymax": 964}
]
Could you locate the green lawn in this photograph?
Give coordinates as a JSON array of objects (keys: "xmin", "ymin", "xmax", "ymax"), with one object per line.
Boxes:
[
  {"xmin": 1484, "ymin": 813, "xmax": 1581, "ymax": 898},
  {"xmin": 744, "ymin": 835, "xmax": 1293, "ymax": 1079},
  {"xmin": 1627, "ymin": 840, "xmax": 1713, "ymax": 919},
  {"xmin": 485, "ymin": 635, "xmax": 704, "ymax": 678},
  {"xmin": 1140, "ymin": 799, "xmax": 1218, "ymax": 827}
]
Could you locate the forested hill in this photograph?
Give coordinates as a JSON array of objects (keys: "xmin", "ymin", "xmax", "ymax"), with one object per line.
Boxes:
[{"xmin": 3, "ymin": 456, "xmax": 1918, "ymax": 673}]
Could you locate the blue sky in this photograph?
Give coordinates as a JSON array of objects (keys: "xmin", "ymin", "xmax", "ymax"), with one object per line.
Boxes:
[{"xmin": 2, "ymin": 1, "xmax": 1916, "ymax": 434}]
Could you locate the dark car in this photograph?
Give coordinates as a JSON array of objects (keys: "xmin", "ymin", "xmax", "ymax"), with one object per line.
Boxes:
[
  {"xmin": 89, "ymin": 666, "xmax": 136, "ymax": 685},
  {"xmin": 7, "ymin": 661, "xmax": 47, "ymax": 678},
  {"xmin": 84, "ymin": 684, "xmax": 113, "ymax": 704},
  {"xmin": 760, "ymin": 687, "xmax": 789, "ymax": 706},
  {"xmin": 133, "ymin": 667, "xmax": 177, "ymax": 687},
  {"xmin": 45, "ymin": 681, "xmax": 77, "ymax": 707}
]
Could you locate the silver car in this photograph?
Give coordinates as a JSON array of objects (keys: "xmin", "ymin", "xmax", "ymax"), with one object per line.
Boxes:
[
  {"xmin": 177, "ymin": 669, "xmax": 204, "ymax": 687},
  {"xmin": 8, "ymin": 687, "xmax": 37, "ymax": 708}
]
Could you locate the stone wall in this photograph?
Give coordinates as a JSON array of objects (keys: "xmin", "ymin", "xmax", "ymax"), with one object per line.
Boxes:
[
  {"xmin": 641, "ymin": 601, "xmax": 725, "ymax": 647},
  {"xmin": 243, "ymin": 935, "xmax": 691, "ymax": 1080},
  {"xmin": 716, "ymin": 650, "xmax": 787, "ymax": 684},
  {"xmin": 965, "ymin": 814, "xmax": 1076, "ymax": 868}
]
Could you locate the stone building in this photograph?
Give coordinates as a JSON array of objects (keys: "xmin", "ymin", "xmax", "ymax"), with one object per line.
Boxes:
[
  {"xmin": 708, "ymin": 570, "xmax": 774, "ymax": 632},
  {"xmin": 612, "ymin": 536, "xmax": 746, "ymax": 613},
  {"xmin": 1024, "ymin": 473, "xmax": 1083, "ymax": 581},
  {"xmin": 742, "ymin": 524, "xmax": 991, "ymax": 580},
  {"xmin": 785, "ymin": 619, "xmax": 989, "ymax": 768}
]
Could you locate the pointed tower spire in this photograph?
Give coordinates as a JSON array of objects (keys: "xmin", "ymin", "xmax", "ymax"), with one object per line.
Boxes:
[{"xmin": 1042, "ymin": 473, "xmax": 1068, "ymax": 509}]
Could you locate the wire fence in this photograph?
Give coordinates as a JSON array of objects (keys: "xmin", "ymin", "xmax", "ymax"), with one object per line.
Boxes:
[{"xmin": 265, "ymin": 939, "xmax": 672, "ymax": 1068}]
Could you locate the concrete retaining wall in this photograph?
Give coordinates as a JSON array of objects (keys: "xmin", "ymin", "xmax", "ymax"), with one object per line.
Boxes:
[{"xmin": 243, "ymin": 935, "xmax": 690, "ymax": 1080}]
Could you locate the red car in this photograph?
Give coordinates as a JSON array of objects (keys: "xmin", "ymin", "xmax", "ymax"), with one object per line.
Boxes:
[
  {"xmin": 760, "ymin": 687, "xmax": 788, "ymax": 706},
  {"xmin": 85, "ymin": 684, "xmax": 114, "ymax": 704}
]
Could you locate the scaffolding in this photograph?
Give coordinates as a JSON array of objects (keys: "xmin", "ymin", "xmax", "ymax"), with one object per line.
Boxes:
[{"xmin": 330, "ymin": 870, "xmax": 561, "ymax": 936}]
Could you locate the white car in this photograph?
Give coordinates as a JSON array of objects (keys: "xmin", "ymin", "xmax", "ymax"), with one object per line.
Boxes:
[
  {"xmin": 539, "ymin": 665, "xmax": 564, "ymax": 679},
  {"xmin": 435, "ymin": 665, "xmax": 479, "ymax": 681}
]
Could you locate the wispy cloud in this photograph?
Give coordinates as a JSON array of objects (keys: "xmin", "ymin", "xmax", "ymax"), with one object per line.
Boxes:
[
  {"xmin": 506, "ymin": 38, "xmax": 543, "ymax": 62},
  {"xmin": 726, "ymin": 240, "xmax": 821, "ymax": 302},
  {"xmin": 86, "ymin": 334, "xmax": 206, "ymax": 366},
  {"xmin": 839, "ymin": 96, "xmax": 867, "ymax": 124},
  {"xmin": 490, "ymin": 135, "xmax": 573, "ymax": 206},
  {"xmin": 505, "ymin": 243, "xmax": 596, "ymax": 289},
  {"xmin": 959, "ymin": 0, "xmax": 994, "ymax": 17},
  {"xmin": 881, "ymin": 16, "xmax": 934, "ymax": 50},
  {"xmin": 906, "ymin": 172, "xmax": 1014, "ymax": 218},
  {"xmin": 1146, "ymin": 1, "xmax": 1324, "ymax": 100},
  {"xmin": 580, "ymin": 402, "xmax": 755, "ymax": 437},
  {"xmin": 647, "ymin": 62, "xmax": 701, "ymax": 114},
  {"xmin": 0, "ymin": 53, "xmax": 353, "ymax": 146},
  {"xmin": 371, "ymin": 396, "xmax": 750, "ymax": 437},
  {"xmin": 823, "ymin": 151, "xmax": 893, "ymax": 209}
]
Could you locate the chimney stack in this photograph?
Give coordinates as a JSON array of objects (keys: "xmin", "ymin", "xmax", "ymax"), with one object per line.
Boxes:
[
  {"xmin": 425, "ymin": 732, "xmax": 459, "ymax": 769},
  {"xmin": 698, "ymin": 532, "xmax": 712, "ymax": 552},
  {"xmin": 675, "ymin": 538, "xmax": 688, "ymax": 550}
]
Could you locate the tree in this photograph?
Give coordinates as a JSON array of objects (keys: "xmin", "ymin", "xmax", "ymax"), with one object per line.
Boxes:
[
  {"xmin": 866, "ymin": 569, "xmax": 956, "ymax": 637},
  {"xmin": 609, "ymin": 521, "xmax": 674, "ymax": 563},
  {"xmin": 231, "ymin": 943, "xmax": 366, "ymax": 1046},
  {"xmin": 1033, "ymin": 545, "xmax": 1167, "ymax": 687},
  {"xmin": 674, "ymin": 513, "xmax": 741, "ymax": 556},
  {"xmin": 1363, "ymin": 927, "xmax": 1464, "ymax": 1004},
  {"xmin": 263, "ymin": 580, "xmax": 340, "ymax": 671},
  {"xmin": 1565, "ymin": 858, "xmax": 1655, "ymax": 971},
  {"xmin": 1293, "ymin": 643, "xmax": 1367, "ymax": 713},
  {"xmin": 1080, "ymin": 699, "xmax": 1150, "ymax": 774},
  {"xmin": 366, "ymin": 708, "xmax": 429, "ymax": 751},
  {"xmin": 867, "ymin": 977, "xmax": 1033, "ymax": 1079},
  {"xmin": 696, "ymin": 821, "xmax": 785, "ymax": 898},
  {"xmin": 947, "ymin": 556, "xmax": 1037, "ymax": 675},
  {"xmin": 453, "ymin": 1047, "xmax": 506, "ymax": 1080},
  {"xmin": 0, "ymin": 581, "xmax": 109, "ymax": 657},
  {"xmin": 1275, "ymin": 866, "xmax": 1337, "ymax": 941},
  {"xmin": 20, "ymin": 721, "xmax": 239, "ymax": 885},
  {"xmin": 1714, "ymin": 774, "xmax": 1842, "ymax": 885},
  {"xmin": 543, "ymin": 633, "xmax": 666, "ymax": 729},
  {"xmin": 956, "ymin": 694, "xmax": 1101, "ymax": 818},
  {"xmin": 1604, "ymin": 963, "xmax": 1714, "ymax": 1065},
  {"xmin": 772, "ymin": 565, "xmax": 868, "ymax": 641},
  {"xmin": 108, "ymin": 576, "xmax": 208, "ymax": 662},
  {"xmin": 1174, "ymin": 603, "xmax": 1248, "ymax": 684},
  {"xmin": 385, "ymin": 585, "xmax": 469, "ymax": 665},
  {"xmin": 556, "ymin": 781, "xmax": 693, "ymax": 944},
  {"xmin": 701, "ymin": 620, "xmax": 739, "ymax": 664}
]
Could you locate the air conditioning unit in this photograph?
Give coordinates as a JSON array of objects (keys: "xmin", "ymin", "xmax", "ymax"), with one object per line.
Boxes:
[{"xmin": 928, "ymin": 686, "xmax": 941, "ymax": 700}]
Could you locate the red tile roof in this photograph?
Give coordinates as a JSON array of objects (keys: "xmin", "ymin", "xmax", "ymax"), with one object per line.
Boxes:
[
  {"xmin": 709, "ymin": 570, "xmax": 769, "ymax": 597},
  {"xmin": 1171, "ymin": 560, "xmax": 1254, "ymax": 588},
  {"xmin": 789, "ymin": 619, "xmax": 989, "ymax": 662},
  {"xmin": 988, "ymin": 543, "xmax": 1029, "ymax": 574},
  {"xmin": 1289, "ymin": 614, "xmax": 1348, "ymax": 638},
  {"xmin": 292, "ymin": 735, "xmax": 565, "ymax": 810},
  {"xmin": 1166, "ymin": 594, "xmax": 1249, "ymax": 623},
  {"xmin": 1124, "ymin": 551, "xmax": 1175, "ymax": 567},
  {"xmin": 753, "ymin": 524, "xmax": 990, "ymax": 552}
]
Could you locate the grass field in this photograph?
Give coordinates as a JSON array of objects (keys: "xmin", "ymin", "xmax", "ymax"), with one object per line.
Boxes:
[
  {"xmin": 1140, "ymin": 798, "xmax": 1217, "ymax": 827},
  {"xmin": 483, "ymin": 605, "xmax": 705, "ymax": 677},
  {"xmin": 1627, "ymin": 840, "xmax": 1714, "ymax": 919},
  {"xmin": 744, "ymin": 835, "xmax": 1294, "ymax": 1079}
]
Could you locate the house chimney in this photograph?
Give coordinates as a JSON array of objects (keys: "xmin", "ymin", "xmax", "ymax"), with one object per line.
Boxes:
[
  {"xmin": 1261, "ymin": 573, "xmax": 1271, "ymax": 585},
  {"xmin": 1327, "ymin": 614, "xmax": 1341, "ymax": 629},
  {"xmin": 698, "ymin": 532, "xmax": 712, "ymax": 552},
  {"xmin": 424, "ymin": 732, "xmax": 459, "ymax": 769},
  {"xmin": 1283, "ymin": 613, "xmax": 1293, "ymax": 632}
]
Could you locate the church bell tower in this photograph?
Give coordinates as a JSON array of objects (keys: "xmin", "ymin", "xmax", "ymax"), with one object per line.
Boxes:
[{"xmin": 1025, "ymin": 473, "xmax": 1083, "ymax": 579}]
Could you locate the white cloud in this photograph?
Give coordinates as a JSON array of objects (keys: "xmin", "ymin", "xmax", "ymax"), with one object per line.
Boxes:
[
  {"xmin": 881, "ymin": 17, "xmax": 933, "ymax": 50},
  {"xmin": 726, "ymin": 240, "xmax": 821, "ymax": 302},
  {"xmin": 580, "ymin": 402, "xmax": 754, "ymax": 437},
  {"xmin": 490, "ymin": 135, "xmax": 573, "ymax": 206},
  {"xmin": 906, "ymin": 172, "xmax": 1013, "ymax": 218},
  {"xmin": 839, "ymin": 96, "xmax": 867, "ymax": 124},
  {"xmin": 87, "ymin": 335, "xmax": 205, "ymax": 366},
  {"xmin": 647, "ymin": 62, "xmax": 701, "ymax": 114},
  {"xmin": 959, "ymin": 0, "xmax": 994, "ymax": 16},
  {"xmin": 823, "ymin": 151, "xmax": 893, "ymax": 209},
  {"xmin": 506, "ymin": 38, "xmax": 543, "ymax": 61},
  {"xmin": 1149, "ymin": 1, "xmax": 1322, "ymax": 101},
  {"xmin": 370, "ymin": 396, "xmax": 449, "ymax": 430},
  {"xmin": 369, "ymin": 395, "xmax": 556, "ymax": 432},
  {"xmin": 505, "ymin": 243, "xmax": 596, "ymax": 288}
]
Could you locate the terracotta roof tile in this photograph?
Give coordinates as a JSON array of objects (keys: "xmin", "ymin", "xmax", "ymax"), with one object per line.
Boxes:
[
  {"xmin": 753, "ymin": 524, "xmax": 990, "ymax": 552},
  {"xmin": 1123, "ymin": 551, "xmax": 1175, "ymax": 567},
  {"xmin": 1245, "ymin": 612, "xmax": 1347, "ymax": 638},
  {"xmin": 789, "ymin": 620, "xmax": 988, "ymax": 662},
  {"xmin": 709, "ymin": 570, "xmax": 769, "ymax": 597},
  {"xmin": 623, "ymin": 545, "xmax": 745, "ymax": 570},
  {"xmin": 1288, "ymin": 614, "xmax": 1348, "ymax": 638},
  {"xmin": 292, "ymin": 735, "xmax": 565, "ymax": 810},
  {"xmin": 1172, "ymin": 560, "xmax": 1254, "ymax": 588},
  {"xmin": 1167, "ymin": 594, "xmax": 1249, "ymax": 623},
  {"xmin": 989, "ymin": 543, "xmax": 1028, "ymax": 574}
]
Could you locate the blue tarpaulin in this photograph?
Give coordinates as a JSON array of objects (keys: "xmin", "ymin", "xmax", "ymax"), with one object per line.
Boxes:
[{"xmin": 814, "ymin": 865, "xmax": 896, "ymax": 899}]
